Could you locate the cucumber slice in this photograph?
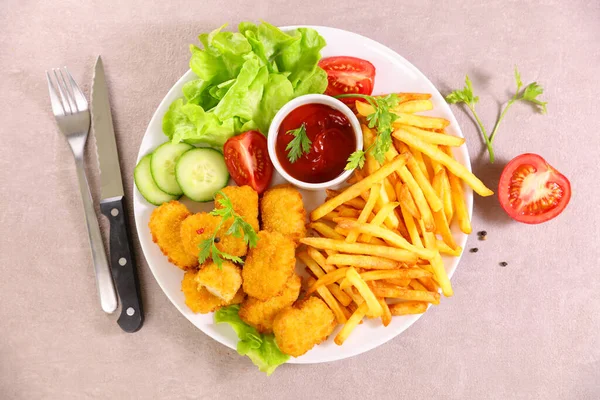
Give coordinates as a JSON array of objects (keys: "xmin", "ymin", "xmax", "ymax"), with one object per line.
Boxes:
[
  {"xmin": 150, "ymin": 142, "xmax": 194, "ymax": 195},
  {"xmin": 175, "ymin": 148, "xmax": 229, "ymax": 202},
  {"xmin": 134, "ymin": 154, "xmax": 179, "ymax": 205}
]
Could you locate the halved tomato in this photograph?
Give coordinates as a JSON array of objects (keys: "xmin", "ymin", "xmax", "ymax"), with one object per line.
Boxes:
[
  {"xmin": 319, "ymin": 56, "xmax": 376, "ymax": 102},
  {"xmin": 498, "ymin": 153, "xmax": 571, "ymax": 224},
  {"xmin": 223, "ymin": 131, "xmax": 273, "ymax": 194}
]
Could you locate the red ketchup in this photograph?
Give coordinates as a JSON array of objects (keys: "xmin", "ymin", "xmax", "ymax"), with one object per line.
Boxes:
[{"xmin": 276, "ymin": 103, "xmax": 356, "ymax": 183}]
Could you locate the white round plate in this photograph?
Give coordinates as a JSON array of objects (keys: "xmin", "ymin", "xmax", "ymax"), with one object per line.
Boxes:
[{"xmin": 133, "ymin": 26, "xmax": 473, "ymax": 364}]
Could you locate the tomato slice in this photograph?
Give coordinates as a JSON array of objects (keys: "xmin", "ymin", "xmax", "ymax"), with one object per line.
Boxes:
[
  {"xmin": 223, "ymin": 131, "xmax": 273, "ymax": 194},
  {"xmin": 318, "ymin": 56, "xmax": 376, "ymax": 103},
  {"xmin": 498, "ymin": 153, "xmax": 571, "ymax": 224}
]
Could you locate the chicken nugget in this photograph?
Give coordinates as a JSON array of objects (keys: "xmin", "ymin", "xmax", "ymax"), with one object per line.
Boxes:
[
  {"xmin": 260, "ymin": 184, "xmax": 307, "ymax": 243},
  {"xmin": 182, "ymin": 270, "xmax": 245, "ymax": 314},
  {"xmin": 180, "ymin": 213, "xmax": 247, "ymax": 259},
  {"xmin": 195, "ymin": 261, "xmax": 242, "ymax": 303},
  {"xmin": 239, "ymin": 274, "xmax": 301, "ymax": 333},
  {"xmin": 273, "ymin": 297, "xmax": 336, "ymax": 357},
  {"xmin": 216, "ymin": 185, "xmax": 259, "ymax": 232},
  {"xmin": 148, "ymin": 201, "xmax": 198, "ymax": 270},
  {"xmin": 242, "ymin": 231, "xmax": 295, "ymax": 301}
]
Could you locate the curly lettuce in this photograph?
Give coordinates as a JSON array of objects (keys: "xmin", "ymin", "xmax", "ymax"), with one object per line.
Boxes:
[
  {"xmin": 215, "ymin": 305, "xmax": 289, "ymax": 375},
  {"xmin": 163, "ymin": 22, "xmax": 327, "ymax": 147}
]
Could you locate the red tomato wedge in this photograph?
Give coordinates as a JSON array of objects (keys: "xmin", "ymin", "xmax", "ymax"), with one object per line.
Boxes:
[
  {"xmin": 223, "ymin": 131, "xmax": 273, "ymax": 194},
  {"xmin": 498, "ymin": 153, "xmax": 571, "ymax": 224},
  {"xmin": 319, "ymin": 57, "xmax": 376, "ymax": 102}
]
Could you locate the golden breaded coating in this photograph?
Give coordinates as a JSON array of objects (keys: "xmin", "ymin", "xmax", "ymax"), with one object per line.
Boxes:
[
  {"xmin": 239, "ymin": 274, "xmax": 301, "ymax": 333},
  {"xmin": 216, "ymin": 185, "xmax": 259, "ymax": 232},
  {"xmin": 260, "ymin": 184, "xmax": 307, "ymax": 243},
  {"xmin": 148, "ymin": 201, "xmax": 198, "ymax": 270},
  {"xmin": 242, "ymin": 231, "xmax": 295, "ymax": 301},
  {"xmin": 195, "ymin": 261, "xmax": 242, "ymax": 303},
  {"xmin": 181, "ymin": 270, "xmax": 224, "ymax": 314},
  {"xmin": 180, "ymin": 213, "xmax": 247, "ymax": 259},
  {"xmin": 273, "ymin": 297, "xmax": 336, "ymax": 357},
  {"xmin": 182, "ymin": 270, "xmax": 245, "ymax": 314}
]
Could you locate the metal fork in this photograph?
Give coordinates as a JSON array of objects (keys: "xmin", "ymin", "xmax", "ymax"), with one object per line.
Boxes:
[{"xmin": 47, "ymin": 67, "xmax": 117, "ymax": 314}]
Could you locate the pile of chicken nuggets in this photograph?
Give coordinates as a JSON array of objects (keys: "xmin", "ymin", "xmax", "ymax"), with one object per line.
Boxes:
[{"xmin": 149, "ymin": 184, "xmax": 336, "ymax": 357}]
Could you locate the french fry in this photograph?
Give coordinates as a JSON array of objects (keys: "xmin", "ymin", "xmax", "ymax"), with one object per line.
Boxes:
[
  {"xmin": 436, "ymin": 240, "xmax": 462, "ymax": 256},
  {"xmin": 440, "ymin": 169, "xmax": 454, "ymax": 223},
  {"xmin": 300, "ymin": 251, "xmax": 352, "ymax": 307},
  {"xmin": 300, "ymin": 238, "xmax": 418, "ymax": 264},
  {"xmin": 419, "ymin": 224, "xmax": 453, "ymax": 297},
  {"xmin": 396, "ymin": 183, "xmax": 421, "ymax": 220},
  {"xmin": 310, "ymin": 153, "xmax": 410, "ymax": 221},
  {"xmin": 396, "ymin": 164, "xmax": 435, "ymax": 231},
  {"xmin": 371, "ymin": 286, "xmax": 440, "ymax": 304},
  {"xmin": 409, "ymin": 279, "xmax": 428, "ymax": 291},
  {"xmin": 326, "ymin": 254, "xmax": 399, "ymax": 269},
  {"xmin": 305, "ymin": 266, "xmax": 349, "ymax": 294},
  {"xmin": 389, "ymin": 301, "xmax": 428, "ymax": 316},
  {"xmin": 440, "ymin": 146, "xmax": 472, "ymax": 234},
  {"xmin": 321, "ymin": 211, "xmax": 340, "ymax": 222},
  {"xmin": 335, "ymin": 219, "xmax": 436, "ymax": 260},
  {"xmin": 400, "ymin": 203, "xmax": 423, "ymax": 247},
  {"xmin": 347, "ymin": 183, "xmax": 381, "ymax": 243},
  {"xmin": 397, "ymin": 124, "xmax": 465, "ymax": 147},
  {"xmin": 378, "ymin": 297, "xmax": 392, "ymax": 327},
  {"xmin": 326, "ymin": 190, "xmax": 368, "ymax": 210},
  {"xmin": 306, "ymin": 247, "xmax": 336, "ymax": 274},
  {"xmin": 418, "ymin": 276, "xmax": 438, "ymax": 292},
  {"xmin": 335, "ymin": 301, "xmax": 368, "ymax": 346},
  {"xmin": 306, "ymin": 276, "xmax": 347, "ymax": 324},
  {"xmin": 359, "ymin": 269, "xmax": 432, "ymax": 282},
  {"xmin": 412, "ymin": 149, "xmax": 430, "ymax": 180},
  {"xmin": 393, "ymin": 130, "xmax": 493, "ymax": 197},
  {"xmin": 308, "ymin": 222, "xmax": 346, "ymax": 241},
  {"xmin": 432, "ymin": 208, "xmax": 459, "ymax": 250},
  {"xmin": 396, "ymin": 99, "xmax": 434, "ymax": 113},
  {"xmin": 338, "ymin": 206, "xmax": 362, "ymax": 218},
  {"xmin": 385, "ymin": 278, "xmax": 411, "ymax": 287},
  {"xmin": 346, "ymin": 268, "xmax": 383, "ymax": 317},
  {"xmin": 394, "ymin": 113, "xmax": 450, "ymax": 130},
  {"xmin": 406, "ymin": 154, "xmax": 443, "ymax": 212},
  {"xmin": 335, "ymin": 227, "xmax": 387, "ymax": 246},
  {"xmin": 360, "ymin": 201, "xmax": 399, "ymax": 242}
]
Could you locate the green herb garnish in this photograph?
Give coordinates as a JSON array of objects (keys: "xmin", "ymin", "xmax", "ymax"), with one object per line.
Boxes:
[
  {"xmin": 336, "ymin": 93, "xmax": 401, "ymax": 169},
  {"xmin": 198, "ymin": 191, "xmax": 258, "ymax": 268},
  {"xmin": 446, "ymin": 67, "xmax": 547, "ymax": 163},
  {"xmin": 285, "ymin": 123, "xmax": 312, "ymax": 163}
]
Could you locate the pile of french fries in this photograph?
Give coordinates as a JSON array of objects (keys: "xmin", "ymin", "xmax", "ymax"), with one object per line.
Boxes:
[{"xmin": 298, "ymin": 93, "xmax": 494, "ymax": 346}]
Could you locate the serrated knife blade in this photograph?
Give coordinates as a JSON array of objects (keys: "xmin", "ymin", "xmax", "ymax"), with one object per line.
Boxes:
[
  {"xmin": 91, "ymin": 56, "xmax": 124, "ymax": 200},
  {"xmin": 91, "ymin": 55, "xmax": 144, "ymax": 333}
]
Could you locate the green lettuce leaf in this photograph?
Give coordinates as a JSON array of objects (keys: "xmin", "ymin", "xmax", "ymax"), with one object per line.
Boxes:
[
  {"xmin": 215, "ymin": 305, "xmax": 289, "ymax": 376},
  {"xmin": 163, "ymin": 22, "xmax": 327, "ymax": 147}
]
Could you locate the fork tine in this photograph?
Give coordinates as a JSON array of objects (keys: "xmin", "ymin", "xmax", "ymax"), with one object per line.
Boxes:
[
  {"xmin": 46, "ymin": 71, "xmax": 65, "ymax": 117},
  {"xmin": 56, "ymin": 68, "xmax": 78, "ymax": 114},
  {"xmin": 64, "ymin": 67, "xmax": 88, "ymax": 111},
  {"xmin": 53, "ymin": 69, "xmax": 73, "ymax": 115}
]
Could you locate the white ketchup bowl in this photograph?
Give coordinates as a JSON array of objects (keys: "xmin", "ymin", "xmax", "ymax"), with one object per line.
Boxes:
[{"xmin": 267, "ymin": 94, "xmax": 363, "ymax": 191}]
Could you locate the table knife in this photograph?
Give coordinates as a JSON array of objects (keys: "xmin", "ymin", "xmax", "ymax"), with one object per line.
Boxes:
[{"xmin": 91, "ymin": 55, "xmax": 144, "ymax": 333}]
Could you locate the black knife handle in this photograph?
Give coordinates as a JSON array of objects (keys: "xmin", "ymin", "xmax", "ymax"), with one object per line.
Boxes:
[{"xmin": 100, "ymin": 197, "xmax": 144, "ymax": 333}]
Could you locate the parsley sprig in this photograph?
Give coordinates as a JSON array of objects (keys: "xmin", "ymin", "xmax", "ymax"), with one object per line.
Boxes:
[
  {"xmin": 198, "ymin": 191, "xmax": 259, "ymax": 268},
  {"xmin": 285, "ymin": 123, "xmax": 312, "ymax": 163},
  {"xmin": 446, "ymin": 67, "xmax": 547, "ymax": 163},
  {"xmin": 336, "ymin": 94, "xmax": 401, "ymax": 169}
]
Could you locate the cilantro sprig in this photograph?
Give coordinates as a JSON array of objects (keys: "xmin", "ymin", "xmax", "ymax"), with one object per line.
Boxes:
[
  {"xmin": 336, "ymin": 93, "xmax": 401, "ymax": 169},
  {"xmin": 198, "ymin": 191, "xmax": 259, "ymax": 268},
  {"xmin": 446, "ymin": 67, "xmax": 547, "ymax": 163},
  {"xmin": 285, "ymin": 123, "xmax": 312, "ymax": 163}
]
